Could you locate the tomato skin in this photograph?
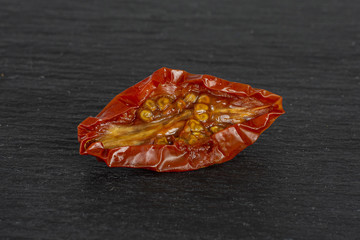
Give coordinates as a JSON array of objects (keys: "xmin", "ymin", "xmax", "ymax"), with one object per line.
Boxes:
[{"xmin": 78, "ymin": 67, "xmax": 285, "ymax": 172}]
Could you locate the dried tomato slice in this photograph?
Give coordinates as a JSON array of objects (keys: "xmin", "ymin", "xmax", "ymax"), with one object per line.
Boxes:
[{"xmin": 78, "ymin": 67, "xmax": 285, "ymax": 172}]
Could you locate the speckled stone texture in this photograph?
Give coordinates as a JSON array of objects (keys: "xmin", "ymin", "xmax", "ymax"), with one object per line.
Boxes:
[{"xmin": 1, "ymin": 0, "xmax": 359, "ymax": 239}]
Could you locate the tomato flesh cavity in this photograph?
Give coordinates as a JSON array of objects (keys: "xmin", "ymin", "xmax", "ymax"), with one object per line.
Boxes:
[{"xmin": 98, "ymin": 92, "xmax": 271, "ymax": 149}]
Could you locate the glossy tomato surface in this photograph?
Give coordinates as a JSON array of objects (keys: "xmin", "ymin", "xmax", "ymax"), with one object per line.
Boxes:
[{"xmin": 78, "ymin": 67, "xmax": 285, "ymax": 172}]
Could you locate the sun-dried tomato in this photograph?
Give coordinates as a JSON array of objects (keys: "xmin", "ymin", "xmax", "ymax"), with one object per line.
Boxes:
[{"xmin": 78, "ymin": 67, "xmax": 285, "ymax": 172}]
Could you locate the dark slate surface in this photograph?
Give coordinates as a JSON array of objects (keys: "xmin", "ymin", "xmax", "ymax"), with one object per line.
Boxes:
[{"xmin": 1, "ymin": 0, "xmax": 359, "ymax": 239}]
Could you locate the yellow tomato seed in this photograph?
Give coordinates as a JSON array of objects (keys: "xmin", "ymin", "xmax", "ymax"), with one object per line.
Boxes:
[
  {"xmin": 140, "ymin": 110, "xmax": 154, "ymax": 122},
  {"xmin": 195, "ymin": 113, "xmax": 209, "ymax": 122},
  {"xmin": 184, "ymin": 93, "xmax": 198, "ymax": 103},
  {"xmin": 198, "ymin": 94, "xmax": 210, "ymax": 104},
  {"xmin": 157, "ymin": 97, "xmax": 170, "ymax": 111}
]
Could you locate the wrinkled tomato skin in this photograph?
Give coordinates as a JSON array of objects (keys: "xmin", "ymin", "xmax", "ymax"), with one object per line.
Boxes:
[{"xmin": 78, "ymin": 67, "xmax": 285, "ymax": 172}]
